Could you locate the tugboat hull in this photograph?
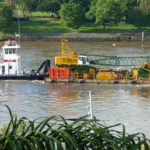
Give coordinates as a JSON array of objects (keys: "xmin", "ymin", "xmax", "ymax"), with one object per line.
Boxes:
[{"xmin": 0, "ymin": 75, "xmax": 46, "ymax": 80}]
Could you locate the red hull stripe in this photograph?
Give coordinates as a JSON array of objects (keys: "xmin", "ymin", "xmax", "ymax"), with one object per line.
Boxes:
[{"xmin": 4, "ymin": 60, "xmax": 16, "ymax": 62}]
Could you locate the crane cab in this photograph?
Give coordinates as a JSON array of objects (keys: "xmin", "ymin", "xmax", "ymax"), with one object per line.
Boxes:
[{"xmin": 78, "ymin": 55, "xmax": 89, "ymax": 65}]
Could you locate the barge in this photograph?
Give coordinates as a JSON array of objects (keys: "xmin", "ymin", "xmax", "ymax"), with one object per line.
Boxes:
[{"xmin": 45, "ymin": 39, "xmax": 150, "ymax": 84}]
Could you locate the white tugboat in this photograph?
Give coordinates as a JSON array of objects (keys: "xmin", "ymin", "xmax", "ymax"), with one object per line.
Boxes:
[
  {"xmin": 0, "ymin": 39, "xmax": 20, "ymax": 75},
  {"xmin": 0, "ymin": 39, "xmax": 50, "ymax": 80}
]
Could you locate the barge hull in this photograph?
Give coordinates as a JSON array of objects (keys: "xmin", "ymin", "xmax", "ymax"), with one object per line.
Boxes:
[
  {"xmin": 45, "ymin": 78, "xmax": 150, "ymax": 84},
  {"xmin": 0, "ymin": 75, "xmax": 45, "ymax": 80}
]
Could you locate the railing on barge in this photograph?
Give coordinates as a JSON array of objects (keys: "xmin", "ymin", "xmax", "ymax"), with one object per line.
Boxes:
[{"xmin": 81, "ymin": 54, "xmax": 150, "ymax": 67}]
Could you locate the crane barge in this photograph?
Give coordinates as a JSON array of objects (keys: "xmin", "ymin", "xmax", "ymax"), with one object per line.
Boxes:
[{"xmin": 46, "ymin": 39, "xmax": 150, "ymax": 84}]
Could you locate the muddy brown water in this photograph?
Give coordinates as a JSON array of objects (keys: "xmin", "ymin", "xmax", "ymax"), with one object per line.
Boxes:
[{"xmin": 0, "ymin": 41, "xmax": 150, "ymax": 137}]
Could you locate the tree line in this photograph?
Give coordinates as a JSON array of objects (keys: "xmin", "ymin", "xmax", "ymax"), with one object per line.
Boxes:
[{"xmin": 0, "ymin": 0, "xmax": 150, "ymax": 31}]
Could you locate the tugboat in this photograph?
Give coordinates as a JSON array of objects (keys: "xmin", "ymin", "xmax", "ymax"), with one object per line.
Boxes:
[
  {"xmin": 0, "ymin": 39, "xmax": 50, "ymax": 80},
  {"xmin": 0, "ymin": 39, "xmax": 20, "ymax": 75}
]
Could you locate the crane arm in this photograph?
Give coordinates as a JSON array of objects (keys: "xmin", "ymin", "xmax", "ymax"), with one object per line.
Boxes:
[{"xmin": 61, "ymin": 39, "xmax": 77, "ymax": 57}]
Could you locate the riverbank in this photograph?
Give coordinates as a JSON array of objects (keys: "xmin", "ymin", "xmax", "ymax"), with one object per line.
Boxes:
[{"xmin": 8, "ymin": 32, "xmax": 150, "ymax": 42}]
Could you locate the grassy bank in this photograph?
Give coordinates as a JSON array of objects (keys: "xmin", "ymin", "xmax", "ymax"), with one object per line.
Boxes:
[
  {"xmin": 4, "ymin": 20, "xmax": 71, "ymax": 34},
  {"xmin": 3, "ymin": 20, "xmax": 150, "ymax": 34},
  {"xmin": 0, "ymin": 106, "xmax": 150, "ymax": 150}
]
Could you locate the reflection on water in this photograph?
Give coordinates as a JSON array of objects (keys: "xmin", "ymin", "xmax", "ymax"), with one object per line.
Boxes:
[
  {"xmin": 0, "ymin": 41, "xmax": 150, "ymax": 137},
  {"xmin": 135, "ymin": 87, "xmax": 150, "ymax": 99}
]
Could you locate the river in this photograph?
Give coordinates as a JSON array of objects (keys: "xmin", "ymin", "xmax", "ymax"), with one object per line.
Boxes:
[{"xmin": 0, "ymin": 40, "xmax": 150, "ymax": 137}]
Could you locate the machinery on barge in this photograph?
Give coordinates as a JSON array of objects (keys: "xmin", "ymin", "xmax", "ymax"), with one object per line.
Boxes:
[
  {"xmin": 48, "ymin": 39, "xmax": 150, "ymax": 84},
  {"xmin": 0, "ymin": 39, "xmax": 50, "ymax": 80}
]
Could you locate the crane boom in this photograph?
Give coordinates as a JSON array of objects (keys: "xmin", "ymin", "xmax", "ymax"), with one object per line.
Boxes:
[{"xmin": 61, "ymin": 39, "xmax": 77, "ymax": 57}]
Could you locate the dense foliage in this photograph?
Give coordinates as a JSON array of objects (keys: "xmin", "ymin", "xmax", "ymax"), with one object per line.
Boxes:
[
  {"xmin": 0, "ymin": 2, "xmax": 12, "ymax": 30},
  {"xmin": 0, "ymin": 0, "xmax": 150, "ymax": 30},
  {"xmin": 0, "ymin": 105, "xmax": 150, "ymax": 150},
  {"xmin": 59, "ymin": 2, "xmax": 85, "ymax": 29},
  {"xmin": 95, "ymin": 0, "xmax": 123, "ymax": 30},
  {"xmin": 127, "ymin": 8, "xmax": 150, "ymax": 27}
]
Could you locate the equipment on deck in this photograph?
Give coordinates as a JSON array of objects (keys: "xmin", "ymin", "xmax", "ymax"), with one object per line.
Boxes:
[
  {"xmin": 35, "ymin": 59, "xmax": 50, "ymax": 74},
  {"xmin": 138, "ymin": 63, "xmax": 150, "ymax": 78},
  {"xmin": 49, "ymin": 39, "xmax": 150, "ymax": 82}
]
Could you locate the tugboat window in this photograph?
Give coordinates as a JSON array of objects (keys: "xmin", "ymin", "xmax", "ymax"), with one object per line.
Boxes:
[
  {"xmin": 13, "ymin": 49, "xmax": 16, "ymax": 54},
  {"xmin": 9, "ymin": 66, "xmax": 12, "ymax": 69},
  {"xmin": 2, "ymin": 66, "xmax": 5, "ymax": 74},
  {"xmin": 79, "ymin": 57, "xmax": 82, "ymax": 61},
  {"xmin": 5, "ymin": 49, "xmax": 8, "ymax": 54},
  {"xmin": 9, "ymin": 49, "xmax": 12, "ymax": 54}
]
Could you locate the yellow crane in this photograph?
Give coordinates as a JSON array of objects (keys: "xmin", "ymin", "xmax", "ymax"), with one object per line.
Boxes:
[{"xmin": 55, "ymin": 39, "xmax": 89, "ymax": 66}]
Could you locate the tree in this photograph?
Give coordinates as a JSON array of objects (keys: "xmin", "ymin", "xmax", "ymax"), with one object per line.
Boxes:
[
  {"xmin": 62, "ymin": 0, "xmax": 90, "ymax": 12},
  {"xmin": 13, "ymin": 0, "xmax": 30, "ymax": 17},
  {"xmin": 127, "ymin": 7, "xmax": 150, "ymax": 27},
  {"xmin": 37, "ymin": 0, "xmax": 62, "ymax": 15},
  {"xmin": 140, "ymin": 0, "xmax": 150, "ymax": 10},
  {"xmin": 62, "ymin": 0, "xmax": 91, "ymax": 20},
  {"xmin": 95, "ymin": 0, "xmax": 123, "ymax": 30},
  {"xmin": 36, "ymin": 0, "xmax": 51, "ymax": 12},
  {"xmin": 0, "ymin": 2, "xmax": 12, "ymax": 30},
  {"xmin": 120, "ymin": 0, "xmax": 139, "ymax": 22},
  {"xmin": 59, "ymin": 2, "xmax": 85, "ymax": 29},
  {"xmin": 86, "ymin": 0, "xmax": 97, "ymax": 21},
  {"xmin": 21, "ymin": 0, "xmax": 39, "ymax": 12}
]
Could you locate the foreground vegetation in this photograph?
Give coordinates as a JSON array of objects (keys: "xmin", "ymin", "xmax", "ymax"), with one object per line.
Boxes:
[{"xmin": 0, "ymin": 105, "xmax": 150, "ymax": 150}]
